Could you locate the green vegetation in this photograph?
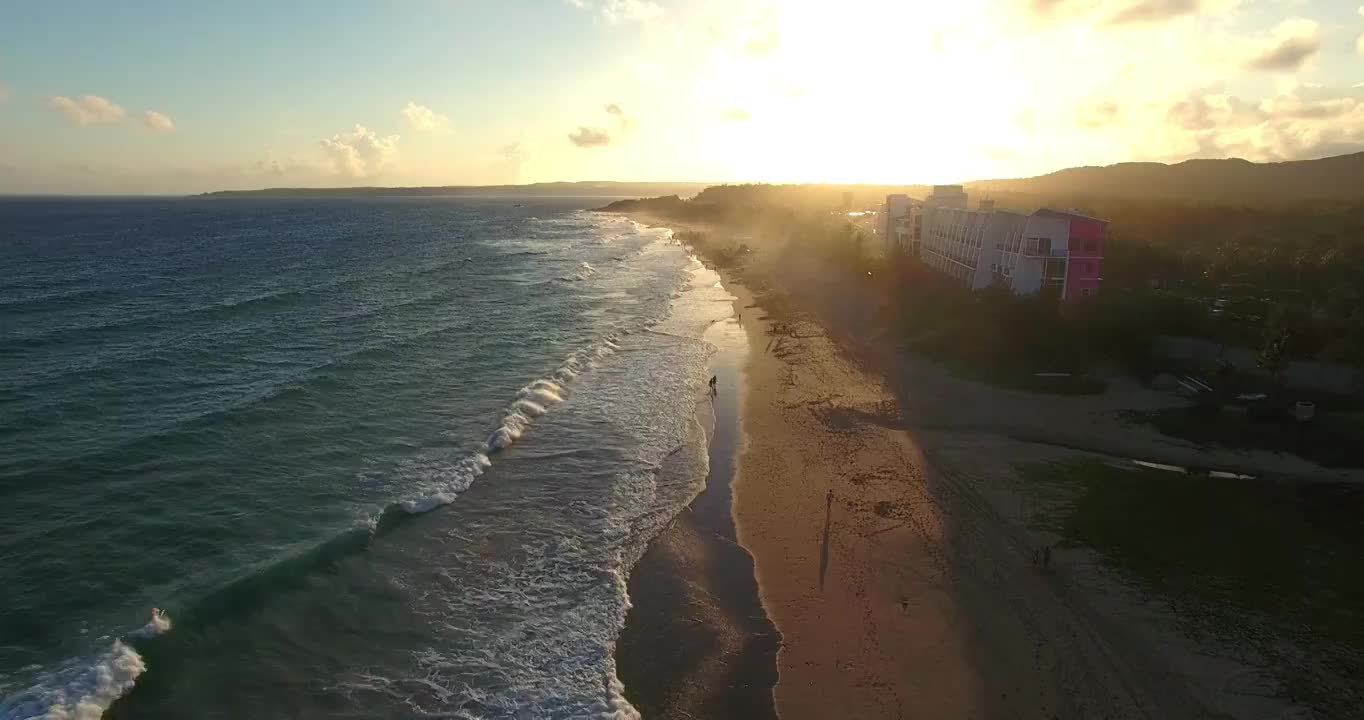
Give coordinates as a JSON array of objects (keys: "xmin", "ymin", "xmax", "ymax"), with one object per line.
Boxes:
[
  {"xmin": 1127, "ymin": 405, "xmax": 1364, "ymax": 468},
  {"xmin": 876, "ymin": 263, "xmax": 1102, "ymax": 390},
  {"xmin": 1021, "ymin": 459, "xmax": 1364, "ymax": 714},
  {"xmin": 1079, "ymin": 198, "xmax": 1364, "ymax": 364},
  {"xmin": 964, "ymin": 193, "xmax": 1364, "ymax": 365},
  {"xmin": 877, "ymin": 253, "xmax": 1198, "ymax": 389}
]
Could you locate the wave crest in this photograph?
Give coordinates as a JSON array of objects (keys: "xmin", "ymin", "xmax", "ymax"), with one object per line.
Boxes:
[
  {"xmin": 5, "ymin": 611, "xmax": 171, "ymax": 720},
  {"xmin": 399, "ymin": 336, "xmax": 618, "ymax": 514}
]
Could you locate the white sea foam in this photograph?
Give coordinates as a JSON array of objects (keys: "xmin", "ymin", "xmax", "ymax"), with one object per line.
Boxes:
[
  {"xmin": 399, "ymin": 339, "xmax": 624, "ymax": 515},
  {"xmin": 603, "ymin": 670, "xmax": 641, "ymax": 720},
  {"xmin": 398, "ymin": 453, "xmax": 492, "ymax": 514},
  {"xmin": 8, "ymin": 611, "xmax": 172, "ymax": 720},
  {"xmin": 568, "ymin": 261, "xmax": 597, "ymax": 281},
  {"xmin": 511, "ymin": 399, "xmax": 546, "ymax": 417},
  {"xmin": 131, "ymin": 608, "xmax": 172, "ymax": 638},
  {"xmin": 38, "ymin": 641, "xmax": 145, "ymax": 720},
  {"xmin": 518, "ymin": 379, "xmax": 564, "ymax": 406}
]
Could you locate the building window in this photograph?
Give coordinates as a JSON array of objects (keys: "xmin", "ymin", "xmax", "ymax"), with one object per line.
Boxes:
[
  {"xmin": 1084, "ymin": 240, "xmax": 1098, "ymax": 253},
  {"xmin": 1081, "ymin": 288, "xmax": 1093, "ymax": 297}
]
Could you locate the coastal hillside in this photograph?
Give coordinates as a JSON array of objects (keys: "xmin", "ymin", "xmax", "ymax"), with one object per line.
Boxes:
[
  {"xmin": 195, "ymin": 152, "xmax": 1364, "ymax": 206},
  {"xmin": 599, "ymin": 151, "xmax": 1364, "ymax": 210},
  {"xmin": 965, "ymin": 152, "xmax": 1364, "ymax": 203}
]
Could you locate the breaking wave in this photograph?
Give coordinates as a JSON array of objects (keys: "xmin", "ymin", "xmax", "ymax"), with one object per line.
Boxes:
[{"xmin": 1, "ymin": 612, "xmax": 171, "ymax": 720}]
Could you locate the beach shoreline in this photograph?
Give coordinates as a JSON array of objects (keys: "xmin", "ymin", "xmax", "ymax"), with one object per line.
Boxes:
[
  {"xmin": 615, "ymin": 277, "xmax": 779, "ymax": 719},
  {"xmin": 609, "ymin": 214, "xmax": 1340, "ymax": 719}
]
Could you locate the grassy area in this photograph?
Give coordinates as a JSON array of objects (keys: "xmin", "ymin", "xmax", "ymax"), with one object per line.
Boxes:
[
  {"xmin": 1127, "ymin": 406, "xmax": 1364, "ymax": 469},
  {"xmin": 1021, "ymin": 460, "xmax": 1364, "ymax": 714},
  {"xmin": 953, "ymin": 364, "xmax": 1108, "ymax": 396}
]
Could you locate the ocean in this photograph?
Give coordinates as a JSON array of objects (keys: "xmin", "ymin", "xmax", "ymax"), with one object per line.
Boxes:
[{"xmin": 0, "ymin": 197, "xmax": 734, "ymax": 719}]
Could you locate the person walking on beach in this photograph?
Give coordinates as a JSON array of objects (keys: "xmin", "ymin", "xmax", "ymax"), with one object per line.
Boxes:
[{"xmin": 709, "ymin": 375, "xmax": 717, "ymax": 391}]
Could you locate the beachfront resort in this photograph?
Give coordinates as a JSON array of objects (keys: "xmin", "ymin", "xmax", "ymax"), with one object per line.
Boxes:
[{"xmin": 878, "ymin": 186, "xmax": 1108, "ymax": 301}]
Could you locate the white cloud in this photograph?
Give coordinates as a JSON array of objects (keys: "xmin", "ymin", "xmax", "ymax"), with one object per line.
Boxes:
[
  {"xmin": 142, "ymin": 110, "xmax": 175, "ymax": 133},
  {"xmin": 1152, "ymin": 86, "xmax": 1364, "ymax": 161},
  {"xmin": 495, "ymin": 141, "xmax": 529, "ymax": 182},
  {"xmin": 604, "ymin": 102, "xmax": 635, "ymax": 133},
  {"xmin": 1026, "ymin": 0, "xmax": 1230, "ymax": 25},
  {"xmin": 319, "ymin": 124, "xmax": 400, "ymax": 177},
  {"xmin": 401, "ymin": 101, "xmax": 452, "ymax": 133},
  {"xmin": 570, "ymin": 0, "xmax": 662, "ymax": 25},
  {"xmin": 47, "ymin": 95, "xmax": 126, "ymax": 125},
  {"xmin": 1246, "ymin": 18, "xmax": 1320, "ymax": 71},
  {"xmin": 568, "ymin": 126, "xmax": 612, "ymax": 148},
  {"xmin": 1104, "ymin": 0, "xmax": 1200, "ymax": 26}
]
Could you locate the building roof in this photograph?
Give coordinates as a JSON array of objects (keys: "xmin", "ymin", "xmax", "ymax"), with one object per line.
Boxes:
[{"xmin": 1033, "ymin": 207, "xmax": 1109, "ymax": 223}]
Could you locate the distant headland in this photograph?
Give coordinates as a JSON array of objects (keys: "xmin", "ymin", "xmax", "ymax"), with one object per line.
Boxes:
[{"xmin": 195, "ymin": 181, "xmax": 714, "ymax": 199}]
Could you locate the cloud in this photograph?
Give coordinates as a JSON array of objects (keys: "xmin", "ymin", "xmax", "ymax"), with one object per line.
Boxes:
[
  {"xmin": 47, "ymin": 95, "xmax": 125, "ymax": 125},
  {"xmin": 1246, "ymin": 19, "xmax": 1320, "ymax": 71},
  {"xmin": 1028, "ymin": 0, "xmax": 1227, "ymax": 25},
  {"xmin": 1027, "ymin": 0, "xmax": 1081, "ymax": 18},
  {"xmin": 500, "ymin": 141, "xmax": 528, "ymax": 164},
  {"xmin": 604, "ymin": 103, "xmax": 635, "ymax": 133},
  {"xmin": 568, "ymin": 126, "xmax": 612, "ymax": 148},
  {"xmin": 1157, "ymin": 87, "xmax": 1364, "ymax": 161},
  {"xmin": 570, "ymin": 0, "xmax": 661, "ymax": 24},
  {"xmin": 255, "ymin": 159, "xmax": 287, "ymax": 177},
  {"xmin": 479, "ymin": 141, "xmax": 530, "ymax": 184},
  {"xmin": 1257, "ymin": 94, "xmax": 1358, "ymax": 120},
  {"xmin": 142, "ymin": 111, "xmax": 175, "ymax": 133},
  {"xmin": 722, "ymin": 107, "xmax": 751, "ymax": 121},
  {"xmin": 1076, "ymin": 100, "xmax": 1122, "ymax": 128},
  {"xmin": 401, "ymin": 101, "xmax": 452, "ymax": 133},
  {"xmin": 1104, "ymin": 0, "xmax": 1198, "ymax": 25},
  {"xmin": 319, "ymin": 124, "xmax": 399, "ymax": 177}
]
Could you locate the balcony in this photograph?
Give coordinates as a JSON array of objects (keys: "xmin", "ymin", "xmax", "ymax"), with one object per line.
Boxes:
[{"xmin": 1020, "ymin": 238, "xmax": 1073, "ymax": 258}]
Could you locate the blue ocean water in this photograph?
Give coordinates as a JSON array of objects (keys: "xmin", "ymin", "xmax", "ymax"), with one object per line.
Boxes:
[{"xmin": 0, "ymin": 197, "xmax": 732, "ymax": 719}]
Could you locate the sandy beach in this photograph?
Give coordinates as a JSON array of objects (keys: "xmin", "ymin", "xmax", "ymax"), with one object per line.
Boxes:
[{"xmin": 608, "ymin": 216, "xmax": 1354, "ymax": 719}]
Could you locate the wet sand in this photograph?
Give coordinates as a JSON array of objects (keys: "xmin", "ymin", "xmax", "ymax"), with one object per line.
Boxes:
[{"xmin": 615, "ymin": 301, "xmax": 779, "ymax": 718}]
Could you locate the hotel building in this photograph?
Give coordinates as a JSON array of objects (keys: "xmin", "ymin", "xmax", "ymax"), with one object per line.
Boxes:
[{"xmin": 879, "ymin": 186, "xmax": 1107, "ymax": 300}]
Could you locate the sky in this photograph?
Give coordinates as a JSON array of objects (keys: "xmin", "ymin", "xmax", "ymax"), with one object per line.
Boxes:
[{"xmin": 1, "ymin": 0, "xmax": 1362, "ymax": 193}]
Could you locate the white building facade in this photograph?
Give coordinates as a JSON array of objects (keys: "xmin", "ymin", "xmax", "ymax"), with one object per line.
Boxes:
[{"xmin": 883, "ymin": 186, "xmax": 1108, "ymax": 301}]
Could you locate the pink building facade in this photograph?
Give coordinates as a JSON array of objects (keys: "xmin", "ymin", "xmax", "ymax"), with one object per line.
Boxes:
[{"xmin": 1055, "ymin": 212, "xmax": 1107, "ymax": 301}]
